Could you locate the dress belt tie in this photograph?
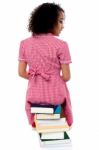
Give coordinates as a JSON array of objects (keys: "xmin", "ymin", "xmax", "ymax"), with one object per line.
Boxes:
[{"xmin": 28, "ymin": 68, "xmax": 51, "ymax": 81}]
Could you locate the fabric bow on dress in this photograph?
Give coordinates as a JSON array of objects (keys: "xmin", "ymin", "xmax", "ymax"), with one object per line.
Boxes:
[{"xmin": 28, "ymin": 67, "xmax": 51, "ymax": 81}]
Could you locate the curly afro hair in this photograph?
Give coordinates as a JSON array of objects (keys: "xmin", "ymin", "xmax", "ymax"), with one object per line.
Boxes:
[{"xmin": 28, "ymin": 2, "xmax": 64, "ymax": 35}]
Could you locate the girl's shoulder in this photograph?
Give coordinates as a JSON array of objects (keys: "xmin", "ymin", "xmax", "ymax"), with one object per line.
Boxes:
[
  {"xmin": 20, "ymin": 36, "xmax": 33, "ymax": 43},
  {"xmin": 20, "ymin": 35, "xmax": 68, "ymax": 49},
  {"xmin": 52, "ymin": 36, "xmax": 68, "ymax": 47},
  {"xmin": 20, "ymin": 36, "xmax": 35, "ymax": 48}
]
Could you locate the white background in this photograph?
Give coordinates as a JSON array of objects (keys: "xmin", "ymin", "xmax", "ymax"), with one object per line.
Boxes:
[{"xmin": 0, "ymin": 0, "xmax": 99, "ymax": 150}]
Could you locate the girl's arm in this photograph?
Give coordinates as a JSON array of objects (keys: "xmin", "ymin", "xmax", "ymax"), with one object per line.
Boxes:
[
  {"xmin": 60, "ymin": 64, "xmax": 71, "ymax": 82},
  {"xmin": 18, "ymin": 62, "xmax": 29, "ymax": 80}
]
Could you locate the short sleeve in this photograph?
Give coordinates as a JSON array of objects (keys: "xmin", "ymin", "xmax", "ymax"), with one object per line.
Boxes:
[
  {"xmin": 57, "ymin": 41, "xmax": 72, "ymax": 64},
  {"xmin": 18, "ymin": 41, "xmax": 27, "ymax": 62}
]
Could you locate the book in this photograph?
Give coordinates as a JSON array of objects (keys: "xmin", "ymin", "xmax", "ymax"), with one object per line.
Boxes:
[
  {"xmin": 35, "ymin": 118, "xmax": 70, "ymax": 133},
  {"xmin": 39, "ymin": 132, "xmax": 71, "ymax": 145},
  {"xmin": 31, "ymin": 103, "xmax": 61, "ymax": 114},
  {"xmin": 40, "ymin": 143, "xmax": 72, "ymax": 148},
  {"xmin": 40, "ymin": 131, "xmax": 64, "ymax": 140},
  {"xmin": 35, "ymin": 113, "xmax": 60, "ymax": 120},
  {"xmin": 35, "ymin": 118, "xmax": 66, "ymax": 125},
  {"xmin": 36, "ymin": 127, "xmax": 70, "ymax": 133}
]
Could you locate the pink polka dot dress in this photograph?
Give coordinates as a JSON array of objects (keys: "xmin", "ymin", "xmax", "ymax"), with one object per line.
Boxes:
[{"xmin": 18, "ymin": 33, "xmax": 73, "ymax": 126}]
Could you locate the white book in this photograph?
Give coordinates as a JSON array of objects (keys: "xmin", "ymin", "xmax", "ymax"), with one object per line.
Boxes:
[
  {"xmin": 40, "ymin": 139, "xmax": 71, "ymax": 145},
  {"xmin": 40, "ymin": 142, "xmax": 72, "ymax": 148},
  {"xmin": 36, "ymin": 114, "xmax": 60, "ymax": 120},
  {"xmin": 31, "ymin": 104, "xmax": 61, "ymax": 114},
  {"xmin": 31, "ymin": 107, "xmax": 53, "ymax": 114},
  {"xmin": 36, "ymin": 118, "xmax": 66, "ymax": 125},
  {"xmin": 41, "ymin": 132, "xmax": 64, "ymax": 140}
]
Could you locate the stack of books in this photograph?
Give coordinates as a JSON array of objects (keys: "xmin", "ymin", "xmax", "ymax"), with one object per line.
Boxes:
[{"xmin": 31, "ymin": 103, "xmax": 71, "ymax": 147}]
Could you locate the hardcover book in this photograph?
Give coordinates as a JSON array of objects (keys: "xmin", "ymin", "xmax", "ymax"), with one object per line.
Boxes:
[
  {"xmin": 40, "ymin": 131, "xmax": 64, "ymax": 140},
  {"xmin": 39, "ymin": 132, "xmax": 71, "ymax": 145},
  {"xmin": 35, "ymin": 118, "xmax": 70, "ymax": 133},
  {"xmin": 35, "ymin": 113, "xmax": 60, "ymax": 120},
  {"xmin": 31, "ymin": 103, "xmax": 61, "ymax": 114}
]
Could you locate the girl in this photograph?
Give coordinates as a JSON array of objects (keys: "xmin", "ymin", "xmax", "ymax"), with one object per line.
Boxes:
[{"xmin": 18, "ymin": 2, "xmax": 73, "ymax": 128}]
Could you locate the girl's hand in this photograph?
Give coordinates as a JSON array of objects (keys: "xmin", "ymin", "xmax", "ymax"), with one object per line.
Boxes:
[{"xmin": 18, "ymin": 62, "xmax": 29, "ymax": 79}]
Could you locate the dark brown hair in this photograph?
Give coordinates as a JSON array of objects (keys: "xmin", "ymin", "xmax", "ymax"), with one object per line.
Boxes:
[{"xmin": 28, "ymin": 2, "xmax": 64, "ymax": 35}]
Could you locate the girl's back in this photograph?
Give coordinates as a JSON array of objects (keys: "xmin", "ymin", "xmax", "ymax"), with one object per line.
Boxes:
[{"xmin": 19, "ymin": 33, "xmax": 71, "ymax": 105}]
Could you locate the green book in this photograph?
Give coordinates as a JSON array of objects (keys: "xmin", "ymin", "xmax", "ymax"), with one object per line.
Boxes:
[
  {"xmin": 39, "ymin": 132, "xmax": 71, "ymax": 145},
  {"xmin": 40, "ymin": 132, "xmax": 69, "ymax": 141}
]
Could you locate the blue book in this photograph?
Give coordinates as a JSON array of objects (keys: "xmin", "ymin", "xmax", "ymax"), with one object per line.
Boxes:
[
  {"xmin": 54, "ymin": 105, "xmax": 61, "ymax": 114},
  {"xmin": 30, "ymin": 103, "xmax": 61, "ymax": 114}
]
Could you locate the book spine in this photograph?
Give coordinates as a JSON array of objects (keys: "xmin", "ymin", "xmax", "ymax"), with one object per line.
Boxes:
[
  {"xmin": 36, "ymin": 125, "xmax": 69, "ymax": 129},
  {"xmin": 36, "ymin": 126, "xmax": 70, "ymax": 133},
  {"xmin": 31, "ymin": 108, "xmax": 54, "ymax": 114},
  {"xmin": 36, "ymin": 114, "xmax": 60, "ymax": 120},
  {"xmin": 41, "ymin": 132, "xmax": 64, "ymax": 140},
  {"xmin": 42, "ymin": 139, "xmax": 71, "ymax": 145}
]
